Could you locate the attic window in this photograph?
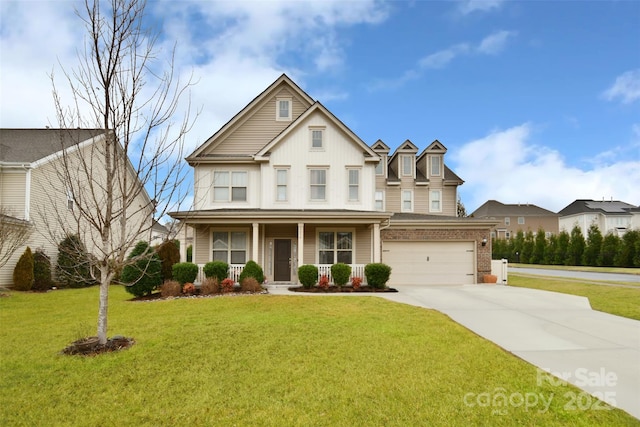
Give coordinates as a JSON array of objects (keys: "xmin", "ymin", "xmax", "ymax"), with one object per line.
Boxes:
[
  {"xmin": 401, "ymin": 155, "xmax": 413, "ymax": 176},
  {"xmin": 276, "ymin": 98, "xmax": 292, "ymax": 121},
  {"xmin": 430, "ymin": 156, "xmax": 441, "ymax": 176}
]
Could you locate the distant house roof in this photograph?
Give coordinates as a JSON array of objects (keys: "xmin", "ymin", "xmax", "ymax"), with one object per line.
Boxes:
[
  {"xmin": 0, "ymin": 128, "xmax": 103, "ymax": 163},
  {"xmin": 558, "ymin": 199, "xmax": 637, "ymax": 216},
  {"xmin": 472, "ymin": 200, "xmax": 557, "ymax": 217}
]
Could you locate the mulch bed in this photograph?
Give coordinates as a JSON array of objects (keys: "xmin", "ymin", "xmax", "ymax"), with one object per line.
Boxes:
[
  {"xmin": 288, "ymin": 286, "xmax": 397, "ymax": 293},
  {"xmin": 61, "ymin": 335, "xmax": 135, "ymax": 356}
]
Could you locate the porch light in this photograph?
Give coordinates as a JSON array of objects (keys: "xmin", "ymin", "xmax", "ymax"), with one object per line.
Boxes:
[{"xmin": 481, "ymin": 238, "xmax": 487, "ymax": 247}]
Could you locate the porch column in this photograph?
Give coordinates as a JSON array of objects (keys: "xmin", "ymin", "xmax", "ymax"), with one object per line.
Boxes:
[
  {"xmin": 180, "ymin": 224, "xmax": 187, "ymax": 262},
  {"xmin": 297, "ymin": 222, "xmax": 304, "ymax": 268},
  {"xmin": 252, "ymin": 223, "xmax": 259, "ymax": 262},
  {"xmin": 373, "ymin": 222, "xmax": 381, "ymax": 263}
]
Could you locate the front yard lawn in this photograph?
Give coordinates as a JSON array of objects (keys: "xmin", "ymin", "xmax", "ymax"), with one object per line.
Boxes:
[{"xmin": 1, "ymin": 286, "xmax": 638, "ymax": 426}]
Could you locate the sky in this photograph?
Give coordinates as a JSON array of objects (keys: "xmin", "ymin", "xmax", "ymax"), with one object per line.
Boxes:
[{"xmin": 1, "ymin": 0, "xmax": 639, "ymax": 214}]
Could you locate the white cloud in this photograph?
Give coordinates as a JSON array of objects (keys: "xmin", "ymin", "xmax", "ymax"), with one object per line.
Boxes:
[
  {"xmin": 602, "ymin": 69, "xmax": 640, "ymax": 104},
  {"xmin": 476, "ymin": 30, "xmax": 516, "ymax": 55},
  {"xmin": 458, "ymin": 0, "xmax": 505, "ymax": 15},
  {"xmin": 419, "ymin": 44, "xmax": 470, "ymax": 69},
  {"xmin": 452, "ymin": 124, "xmax": 640, "ymax": 212}
]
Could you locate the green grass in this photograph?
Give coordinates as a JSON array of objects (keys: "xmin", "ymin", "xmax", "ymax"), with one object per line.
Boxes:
[
  {"xmin": 510, "ymin": 263, "xmax": 640, "ymax": 276},
  {"xmin": 1, "ymin": 287, "xmax": 638, "ymax": 426},
  {"xmin": 509, "ymin": 275, "xmax": 640, "ymax": 321}
]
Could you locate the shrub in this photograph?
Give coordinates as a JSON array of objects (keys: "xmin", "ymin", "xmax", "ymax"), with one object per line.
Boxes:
[
  {"xmin": 156, "ymin": 240, "xmax": 180, "ymax": 281},
  {"xmin": 160, "ymin": 280, "xmax": 182, "ymax": 297},
  {"xmin": 121, "ymin": 241, "xmax": 162, "ymax": 298},
  {"xmin": 239, "ymin": 260, "xmax": 265, "ymax": 284},
  {"xmin": 220, "ymin": 278, "xmax": 234, "ymax": 293},
  {"xmin": 183, "ymin": 282, "xmax": 196, "ymax": 295},
  {"xmin": 172, "ymin": 262, "xmax": 198, "ymax": 284},
  {"xmin": 241, "ymin": 277, "xmax": 262, "ymax": 293},
  {"xmin": 364, "ymin": 263, "xmax": 392, "ymax": 289},
  {"xmin": 351, "ymin": 276, "xmax": 363, "ymax": 290},
  {"xmin": 200, "ymin": 277, "xmax": 219, "ymax": 295},
  {"xmin": 56, "ymin": 234, "xmax": 96, "ymax": 288},
  {"xmin": 32, "ymin": 249, "xmax": 53, "ymax": 291},
  {"xmin": 297, "ymin": 264, "xmax": 318, "ymax": 289},
  {"xmin": 318, "ymin": 274, "xmax": 330, "ymax": 290},
  {"xmin": 203, "ymin": 261, "xmax": 229, "ymax": 282},
  {"xmin": 330, "ymin": 263, "xmax": 351, "ymax": 288},
  {"xmin": 13, "ymin": 246, "xmax": 34, "ymax": 291}
]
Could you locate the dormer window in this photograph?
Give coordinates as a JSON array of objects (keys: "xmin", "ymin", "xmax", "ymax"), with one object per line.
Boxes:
[
  {"xmin": 276, "ymin": 97, "xmax": 292, "ymax": 121},
  {"xmin": 401, "ymin": 155, "xmax": 413, "ymax": 176},
  {"xmin": 430, "ymin": 156, "xmax": 441, "ymax": 176},
  {"xmin": 375, "ymin": 155, "xmax": 386, "ymax": 176}
]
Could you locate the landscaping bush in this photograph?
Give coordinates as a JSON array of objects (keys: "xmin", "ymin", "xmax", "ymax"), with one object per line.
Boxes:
[
  {"xmin": 330, "ymin": 263, "xmax": 351, "ymax": 288},
  {"xmin": 160, "ymin": 280, "xmax": 182, "ymax": 297},
  {"xmin": 239, "ymin": 260, "xmax": 265, "ymax": 284},
  {"xmin": 318, "ymin": 274, "xmax": 330, "ymax": 290},
  {"xmin": 172, "ymin": 262, "xmax": 199, "ymax": 284},
  {"xmin": 56, "ymin": 234, "xmax": 96, "ymax": 288},
  {"xmin": 351, "ymin": 276, "xmax": 363, "ymax": 290},
  {"xmin": 364, "ymin": 263, "xmax": 391, "ymax": 289},
  {"xmin": 156, "ymin": 240, "xmax": 180, "ymax": 281},
  {"xmin": 12, "ymin": 246, "xmax": 34, "ymax": 291},
  {"xmin": 200, "ymin": 277, "xmax": 219, "ymax": 295},
  {"xmin": 121, "ymin": 241, "xmax": 162, "ymax": 297},
  {"xmin": 183, "ymin": 283, "xmax": 196, "ymax": 295},
  {"xmin": 220, "ymin": 278, "xmax": 235, "ymax": 293},
  {"xmin": 32, "ymin": 249, "xmax": 53, "ymax": 291},
  {"xmin": 297, "ymin": 264, "xmax": 318, "ymax": 289},
  {"xmin": 203, "ymin": 261, "xmax": 229, "ymax": 282},
  {"xmin": 241, "ymin": 277, "xmax": 262, "ymax": 293}
]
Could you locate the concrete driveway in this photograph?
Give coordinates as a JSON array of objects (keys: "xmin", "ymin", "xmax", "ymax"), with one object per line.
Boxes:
[{"xmin": 378, "ymin": 285, "xmax": 640, "ymax": 420}]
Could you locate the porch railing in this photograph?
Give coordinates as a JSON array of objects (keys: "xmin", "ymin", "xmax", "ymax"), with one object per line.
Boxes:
[{"xmin": 196, "ymin": 263, "xmax": 366, "ymax": 285}]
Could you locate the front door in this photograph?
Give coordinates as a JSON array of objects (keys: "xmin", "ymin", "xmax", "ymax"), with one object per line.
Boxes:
[{"xmin": 274, "ymin": 239, "xmax": 291, "ymax": 281}]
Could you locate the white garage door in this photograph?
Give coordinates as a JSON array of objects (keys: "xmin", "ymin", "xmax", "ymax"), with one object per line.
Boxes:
[{"xmin": 382, "ymin": 241, "xmax": 476, "ymax": 286}]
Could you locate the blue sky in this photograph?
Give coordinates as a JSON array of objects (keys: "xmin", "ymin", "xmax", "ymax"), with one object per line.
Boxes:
[{"xmin": 1, "ymin": 0, "xmax": 639, "ymax": 213}]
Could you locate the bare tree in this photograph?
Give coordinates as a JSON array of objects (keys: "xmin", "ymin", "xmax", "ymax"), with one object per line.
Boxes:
[
  {"xmin": 48, "ymin": 0, "xmax": 195, "ymax": 345},
  {"xmin": 0, "ymin": 207, "xmax": 33, "ymax": 271}
]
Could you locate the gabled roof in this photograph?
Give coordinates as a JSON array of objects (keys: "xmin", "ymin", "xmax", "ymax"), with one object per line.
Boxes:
[
  {"xmin": 417, "ymin": 140, "xmax": 447, "ymax": 159},
  {"xmin": 558, "ymin": 199, "xmax": 637, "ymax": 216},
  {"xmin": 0, "ymin": 128, "xmax": 103, "ymax": 164},
  {"xmin": 472, "ymin": 200, "xmax": 557, "ymax": 217},
  {"xmin": 254, "ymin": 101, "xmax": 379, "ymax": 162},
  {"xmin": 371, "ymin": 139, "xmax": 390, "ymax": 153},
  {"xmin": 187, "ymin": 74, "xmax": 315, "ymax": 161},
  {"xmin": 389, "ymin": 139, "xmax": 419, "ymax": 162}
]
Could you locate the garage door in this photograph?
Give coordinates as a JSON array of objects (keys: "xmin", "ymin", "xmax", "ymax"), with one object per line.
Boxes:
[{"xmin": 382, "ymin": 241, "xmax": 476, "ymax": 286}]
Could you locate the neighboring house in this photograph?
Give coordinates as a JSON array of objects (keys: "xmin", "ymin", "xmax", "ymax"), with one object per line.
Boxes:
[
  {"xmin": 558, "ymin": 199, "xmax": 638, "ymax": 237},
  {"xmin": 0, "ymin": 128, "xmax": 154, "ymax": 287},
  {"xmin": 150, "ymin": 220, "xmax": 171, "ymax": 244},
  {"xmin": 170, "ymin": 74, "xmax": 498, "ymax": 286},
  {"xmin": 471, "ymin": 200, "xmax": 559, "ymax": 239}
]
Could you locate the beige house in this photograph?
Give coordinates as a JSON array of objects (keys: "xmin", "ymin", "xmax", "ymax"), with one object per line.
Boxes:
[
  {"xmin": 471, "ymin": 200, "xmax": 559, "ymax": 239},
  {"xmin": 170, "ymin": 74, "xmax": 497, "ymax": 286},
  {"xmin": 0, "ymin": 129, "xmax": 154, "ymax": 287}
]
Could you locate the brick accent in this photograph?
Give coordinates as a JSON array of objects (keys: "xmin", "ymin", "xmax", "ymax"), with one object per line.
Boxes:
[{"xmin": 381, "ymin": 228, "xmax": 492, "ymax": 283}]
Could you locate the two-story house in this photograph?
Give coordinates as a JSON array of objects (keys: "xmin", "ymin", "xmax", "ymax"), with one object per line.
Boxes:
[
  {"xmin": 471, "ymin": 200, "xmax": 559, "ymax": 239},
  {"xmin": 170, "ymin": 75, "xmax": 497, "ymax": 286},
  {"xmin": 558, "ymin": 199, "xmax": 638, "ymax": 237}
]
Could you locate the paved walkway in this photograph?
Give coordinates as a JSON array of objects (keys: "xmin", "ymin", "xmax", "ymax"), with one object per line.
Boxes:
[{"xmin": 268, "ymin": 285, "xmax": 640, "ymax": 419}]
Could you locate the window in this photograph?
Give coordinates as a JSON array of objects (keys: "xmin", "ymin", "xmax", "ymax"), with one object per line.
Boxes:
[
  {"xmin": 318, "ymin": 231, "xmax": 353, "ymax": 264},
  {"xmin": 430, "ymin": 190, "xmax": 441, "ymax": 212},
  {"xmin": 374, "ymin": 190, "xmax": 384, "ymax": 211},
  {"xmin": 401, "ymin": 155, "xmax": 413, "ymax": 176},
  {"xmin": 348, "ymin": 169, "xmax": 359, "ymax": 201},
  {"xmin": 213, "ymin": 171, "xmax": 247, "ymax": 202},
  {"xmin": 66, "ymin": 188, "xmax": 74, "ymax": 211},
  {"xmin": 505, "ymin": 217, "xmax": 511, "ymax": 226},
  {"xmin": 505, "ymin": 232, "xmax": 511, "ymax": 239},
  {"xmin": 375, "ymin": 156, "xmax": 386, "ymax": 176},
  {"xmin": 276, "ymin": 98, "xmax": 291, "ymax": 121},
  {"xmin": 311, "ymin": 129, "xmax": 323, "ymax": 149},
  {"xmin": 518, "ymin": 217, "xmax": 525, "ymax": 225},
  {"xmin": 309, "ymin": 169, "xmax": 327, "ymax": 201},
  {"xmin": 402, "ymin": 190, "xmax": 413, "ymax": 212},
  {"xmin": 276, "ymin": 169, "xmax": 288, "ymax": 201},
  {"xmin": 212, "ymin": 231, "xmax": 247, "ymax": 264},
  {"xmin": 431, "ymin": 156, "xmax": 441, "ymax": 176}
]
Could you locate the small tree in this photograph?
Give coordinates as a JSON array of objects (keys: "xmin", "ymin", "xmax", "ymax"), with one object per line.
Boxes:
[
  {"xmin": 531, "ymin": 229, "xmax": 546, "ymax": 265},
  {"xmin": 0, "ymin": 207, "xmax": 33, "ymax": 271},
  {"xmin": 599, "ymin": 233, "xmax": 620, "ymax": 267},
  {"xmin": 521, "ymin": 230, "xmax": 535, "ymax": 264},
  {"xmin": 614, "ymin": 230, "xmax": 639, "ymax": 268},
  {"xmin": 32, "ymin": 249, "xmax": 53, "ymax": 291},
  {"xmin": 56, "ymin": 234, "xmax": 96, "ymax": 288},
  {"xmin": 553, "ymin": 231, "xmax": 570, "ymax": 265},
  {"xmin": 566, "ymin": 225, "xmax": 585, "ymax": 266},
  {"xmin": 582, "ymin": 224, "xmax": 603, "ymax": 267},
  {"xmin": 121, "ymin": 241, "xmax": 162, "ymax": 297},
  {"xmin": 156, "ymin": 240, "xmax": 180, "ymax": 281},
  {"xmin": 12, "ymin": 246, "xmax": 34, "ymax": 291},
  {"xmin": 239, "ymin": 260, "xmax": 265, "ymax": 284},
  {"xmin": 330, "ymin": 263, "xmax": 351, "ymax": 288}
]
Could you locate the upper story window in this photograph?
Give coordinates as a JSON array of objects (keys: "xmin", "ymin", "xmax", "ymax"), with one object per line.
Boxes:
[
  {"xmin": 309, "ymin": 127, "xmax": 325, "ymax": 149},
  {"xmin": 276, "ymin": 168, "xmax": 288, "ymax": 201},
  {"xmin": 276, "ymin": 97, "xmax": 292, "ymax": 121},
  {"xmin": 213, "ymin": 171, "xmax": 247, "ymax": 202},
  {"xmin": 347, "ymin": 168, "xmax": 359, "ymax": 201},
  {"xmin": 518, "ymin": 217, "xmax": 525, "ymax": 225},
  {"xmin": 375, "ymin": 156, "xmax": 386, "ymax": 176},
  {"xmin": 212, "ymin": 231, "xmax": 247, "ymax": 264},
  {"xmin": 374, "ymin": 190, "xmax": 384, "ymax": 211},
  {"xmin": 505, "ymin": 217, "xmax": 511, "ymax": 226},
  {"xmin": 309, "ymin": 168, "xmax": 327, "ymax": 201},
  {"xmin": 66, "ymin": 188, "xmax": 74, "ymax": 211},
  {"xmin": 401, "ymin": 155, "xmax": 413, "ymax": 176},
  {"xmin": 402, "ymin": 190, "xmax": 413, "ymax": 212},
  {"xmin": 430, "ymin": 156, "xmax": 441, "ymax": 176},
  {"xmin": 430, "ymin": 190, "xmax": 441, "ymax": 212}
]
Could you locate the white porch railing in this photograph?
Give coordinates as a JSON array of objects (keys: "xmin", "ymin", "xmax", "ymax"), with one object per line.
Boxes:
[{"xmin": 196, "ymin": 263, "xmax": 366, "ymax": 284}]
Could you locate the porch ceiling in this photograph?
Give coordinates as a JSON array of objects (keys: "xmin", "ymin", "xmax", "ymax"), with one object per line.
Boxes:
[{"xmin": 169, "ymin": 208, "xmax": 393, "ymax": 224}]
